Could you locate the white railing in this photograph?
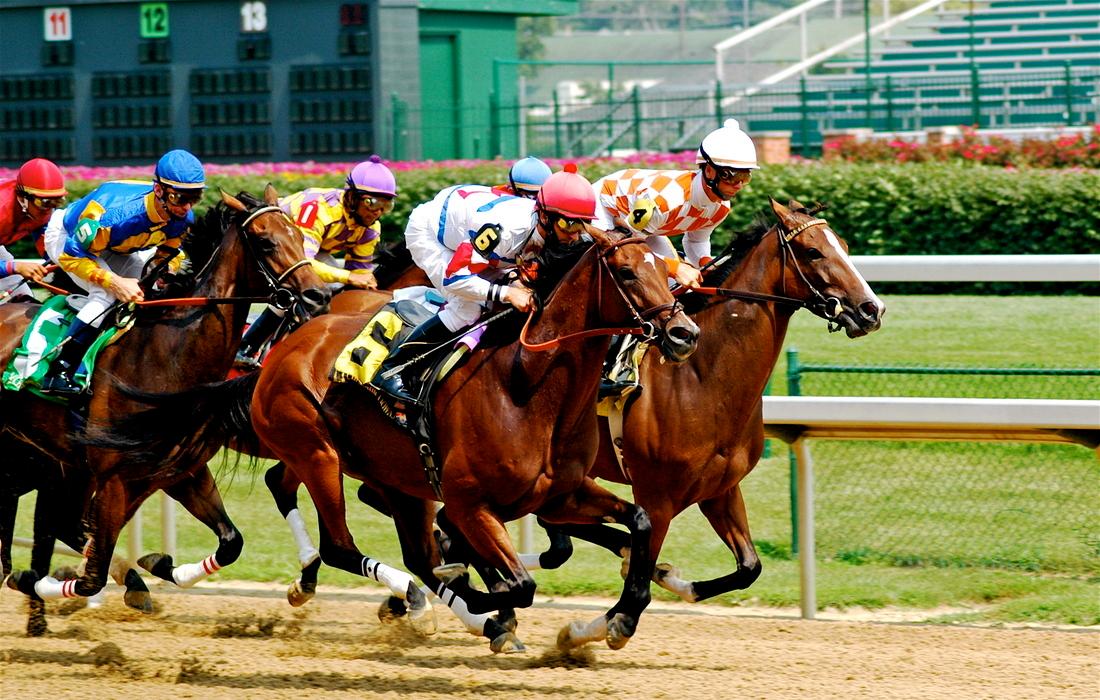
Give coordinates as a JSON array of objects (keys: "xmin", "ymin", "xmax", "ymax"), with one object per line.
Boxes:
[{"xmin": 764, "ymin": 397, "xmax": 1100, "ymax": 618}]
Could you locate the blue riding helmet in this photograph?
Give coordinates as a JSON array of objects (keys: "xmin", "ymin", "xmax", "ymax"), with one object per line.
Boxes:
[
  {"xmin": 154, "ymin": 149, "xmax": 206, "ymax": 190},
  {"xmin": 509, "ymin": 156, "xmax": 552, "ymax": 194}
]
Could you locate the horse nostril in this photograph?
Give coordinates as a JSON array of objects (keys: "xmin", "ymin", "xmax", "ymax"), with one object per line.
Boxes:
[{"xmin": 859, "ymin": 301, "xmax": 881, "ymax": 323}]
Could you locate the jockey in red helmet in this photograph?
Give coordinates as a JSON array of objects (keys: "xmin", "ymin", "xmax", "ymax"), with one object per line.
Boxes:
[
  {"xmin": 0, "ymin": 158, "xmax": 66, "ymax": 300},
  {"xmin": 371, "ymin": 163, "xmax": 598, "ymax": 404}
]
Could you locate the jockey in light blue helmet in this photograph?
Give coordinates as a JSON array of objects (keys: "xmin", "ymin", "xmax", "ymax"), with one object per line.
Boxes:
[
  {"xmin": 153, "ymin": 149, "xmax": 206, "ymax": 219},
  {"xmin": 508, "ymin": 156, "xmax": 553, "ymax": 199}
]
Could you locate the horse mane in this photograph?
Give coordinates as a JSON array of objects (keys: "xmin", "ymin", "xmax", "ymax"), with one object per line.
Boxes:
[
  {"xmin": 373, "ymin": 239, "xmax": 415, "ymax": 289},
  {"xmin": 176, "ymin": 191, "xmax": 268, "ymax": 287},
  {"xmin": 683, "ymin": 202, "xmax": 828, "ymax": 314}
]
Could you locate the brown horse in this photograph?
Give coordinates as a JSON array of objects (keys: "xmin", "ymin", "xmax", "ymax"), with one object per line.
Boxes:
[
  {"xmin": 524, "ymin": 199, "xmax": 885, "ymax": 606},
  {"xmin": 2, "ymin": 187, "xmax": 328, "ymax": 617},
  {"xmin": 103, "ymin": 228, "xmax": 700, "ymax": 651}
]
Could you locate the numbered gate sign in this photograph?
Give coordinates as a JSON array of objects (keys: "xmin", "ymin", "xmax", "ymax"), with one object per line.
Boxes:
[
  {"xmin": 44, "ymin": 7, "xmax": 72, "ymax": 42},
  {"xmin": 240, "ymin": 1, "xmax": 268, "ymax": 33},
  {"xmin": 140, "ymin": 3, "xmax": 169, "ymax": 39}
]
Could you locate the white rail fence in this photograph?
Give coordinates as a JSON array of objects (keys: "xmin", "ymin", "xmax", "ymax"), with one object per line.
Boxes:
[{"xmin": 8, "ymin": 254, "xmax": 1099, "ymax": 613}]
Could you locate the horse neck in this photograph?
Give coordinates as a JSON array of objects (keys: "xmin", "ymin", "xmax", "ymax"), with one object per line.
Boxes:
[
  {"xmin": 509, "ymin": 249, "xmax": 609, "ymax": 394},
  {"xmin": 116, "ymin": 225, "xmax": 254, "ymax": 388},
  {"xmin": 695, "ymin": 229, "xmax": 794, "ymax": 395}
]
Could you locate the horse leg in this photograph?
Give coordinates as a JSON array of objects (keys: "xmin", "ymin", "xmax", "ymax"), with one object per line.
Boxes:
[
  {"xmin": 516, "ymin": 518, "xmax": 578, "ymax": 571},
  {"xmin": 263, "ymin": 462, "xmax": 322, "ymax": 607},
  {"xmin": 285, "ymin": 446, "xmax": 434, "ymax": 634},
  {"xmin": 139, "ymin": 466, "xmax": 244, "ymax": 588},
  {"xmin": 674, "ymin": 485, "xmax": 761, "ymax": 603},
  {"xmin": 436, "ymin": 508, "xmax": 519, "ymax": 635},
  {"xmin": 0, "ymin": 489, "xmax": 15, "ymax": 578},
  {"xmin": 7, "ymin": 476, "xmax": 130, "ymax": 602},
  {"xmin": 538, "ymin": 479, "xmax": 656, "ymax": 651}
]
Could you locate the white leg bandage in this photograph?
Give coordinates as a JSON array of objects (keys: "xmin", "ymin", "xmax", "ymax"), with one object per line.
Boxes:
[
  {"xmin": 285, "ymin": 509, "xmax": 320, "ymax": 567},
  {"xmin": 171, "ymin": 554, "xmax": 220, "ymax": 587},
  {"xmin": 432, "ymin": 583, "xmax": 492, "ymax": 636},
  {"xmin": 361, "ymin": 557, "xmax": 415, "ymax": 598},
  {"xmin": 33, "ymin": 576, "xmax": 81, "ymax": 599}
]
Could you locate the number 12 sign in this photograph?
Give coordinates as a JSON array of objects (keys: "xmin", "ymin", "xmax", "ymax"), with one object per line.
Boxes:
[{"xmin": 44, "ymin": 7, "xmax": 72, "ymax": 41}]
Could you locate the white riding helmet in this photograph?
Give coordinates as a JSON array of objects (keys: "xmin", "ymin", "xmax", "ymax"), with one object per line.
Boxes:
[{"xmin": 696, "ymin": 118, "xmax": 759, "ymax": 170}]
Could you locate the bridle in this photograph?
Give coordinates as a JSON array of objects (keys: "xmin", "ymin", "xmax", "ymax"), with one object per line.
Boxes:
[
  {"xmin": 233, "ymin": 205, "xmax": 314, "ymax": 311},
  {"xmin": 520, "ymin": 237, "xmax": 683, "ymax": 351},
  {"xmin": 687, "ymin": 216, "xmax": 845, "ymax": 325}
]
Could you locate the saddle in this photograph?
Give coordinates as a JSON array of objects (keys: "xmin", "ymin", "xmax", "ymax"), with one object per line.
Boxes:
[
  {"xmin": 1, "ymin": 295, "xmax": 129, "ymax": 403},
  {"xmin": 330, "ymin": 296, "xmax": 482, "ymax": 499}
]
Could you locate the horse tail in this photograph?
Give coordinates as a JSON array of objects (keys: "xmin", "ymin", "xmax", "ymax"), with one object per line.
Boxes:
[{"xmin": 80, "ymin": 372, "xmax": 261, "ymax": 479}]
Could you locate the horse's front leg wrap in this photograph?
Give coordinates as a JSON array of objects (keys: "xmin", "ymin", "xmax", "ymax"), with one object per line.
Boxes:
[
  {"xmin": 361, "ymin": 557, "xmax": 415, "ymax": 597},
  {"xmin": 33, "ymin": 575, "xmax": 84, "ymax": 599},
  {"xmin": 286, "ymin": 508, "xmax": 320, "ymax": 567},
  {"xmin": 171, "ymin": 554, "xmax": 221, "ymax": 587}
]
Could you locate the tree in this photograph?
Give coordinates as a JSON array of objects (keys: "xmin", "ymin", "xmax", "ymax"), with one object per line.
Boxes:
[{"xmin": 517, "ymin": 16, "xmax": 555, "ymax": 79}]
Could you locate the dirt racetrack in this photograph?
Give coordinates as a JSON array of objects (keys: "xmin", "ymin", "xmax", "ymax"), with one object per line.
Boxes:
[{"xmin": 1, "ymin": 581, "xmax": 1096, "ymax": 700}]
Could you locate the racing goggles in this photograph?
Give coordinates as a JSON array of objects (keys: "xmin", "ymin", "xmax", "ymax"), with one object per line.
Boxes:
[
  {"xmin": 553, "ymin": 215, "xmax": 587, "ymax": 235},
  {"xmin": 163, "ymin": 188, "xmax": 204, "ymax": 206},
  {"xmin": 713, "ymin": 167, "xmax": 752, "ymax": 186},
  {"xmin": 27, "ymin": 195, "xmax": 65, "ymax": 210},
  {"xmin": 357, "ymin": 193, "xmax": 394, "ymax": 214}
]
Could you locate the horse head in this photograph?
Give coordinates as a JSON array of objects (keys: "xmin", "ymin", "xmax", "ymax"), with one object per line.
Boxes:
[
  {"xmin": 592, "ymin": 228, "xmax": 700, "ymax": 362},
  {"xmin": 769, "ymin": 198, "xmax": 885, "ymax": 338},
  {"xmin": 221, "ymin": 185, "xmax": 330, "ymax": 319}
]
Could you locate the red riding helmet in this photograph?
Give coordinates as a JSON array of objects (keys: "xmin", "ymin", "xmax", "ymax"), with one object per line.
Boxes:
[
  {"xmin": 536, "ymin": 163, "xmax": 596, "ymax": 220},
  {"xmin": 16, "ymin": 158, "xmax": 66, "ymax": 198}
]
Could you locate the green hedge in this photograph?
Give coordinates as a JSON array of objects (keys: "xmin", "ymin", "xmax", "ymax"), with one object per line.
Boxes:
[{"xmin": 15, "ymin": 161, "xmax": 1100, "ymax": 292}]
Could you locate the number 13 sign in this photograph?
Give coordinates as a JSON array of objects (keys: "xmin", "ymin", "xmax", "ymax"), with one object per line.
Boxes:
[{"xmin": 44, "ymin": 7, "xmax": 72, "ymax": 41}]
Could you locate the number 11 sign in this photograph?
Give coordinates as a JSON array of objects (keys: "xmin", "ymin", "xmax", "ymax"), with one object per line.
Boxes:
[{"xmin": 44, "ymin": 7, "xmax": 72, "ymax": 41}]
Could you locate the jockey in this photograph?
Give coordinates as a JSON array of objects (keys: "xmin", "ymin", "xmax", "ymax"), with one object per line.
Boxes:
[
  {"xmin": 372, "ymin": 163, "xmax": 597, "ymax": 403},
  {"xmin": 0, "ymin": 158, "xmax": 67, "ymax": 303},
  {"xmin": 234, "ymin": 155, "xmax": 397, "ymax": 368},
  {"xmin": 495, "ymin": 156, "xmax": 553, "ymax": 199},
  {"xmin": 39, "ymin": 149, "xmax": 205, "ymax": 394},
  {"xmin": 592, "ymin": 118, "xmax": 758, "ymax": 288}
]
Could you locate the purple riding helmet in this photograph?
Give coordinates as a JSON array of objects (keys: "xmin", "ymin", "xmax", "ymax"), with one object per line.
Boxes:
[{"xmin": 346, "ymin": 155, "xmax": 397, "ymax": 197}]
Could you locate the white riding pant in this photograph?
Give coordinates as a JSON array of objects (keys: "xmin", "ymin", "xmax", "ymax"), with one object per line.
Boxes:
[
  {"xmin": 43, "ymin": 210, "xmax": 154, "ymax": 328},
  {"xmin": 404, "ymin": 206, "xmax": 485, "ymax": 333}
]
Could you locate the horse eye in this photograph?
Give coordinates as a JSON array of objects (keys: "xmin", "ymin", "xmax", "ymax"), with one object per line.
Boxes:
[
  {"xmin": 804, "ymin": 247, "xmax": 825, "ymax": 261},
  {"xmin": 255, "ymin": 236, "xmax": 278, "ymax": 254},
  {"xmin": 617, "ymin": 266, "xmax": 638, "ymax": 281}
]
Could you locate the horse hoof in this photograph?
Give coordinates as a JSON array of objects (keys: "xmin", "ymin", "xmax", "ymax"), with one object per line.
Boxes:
[
  {"xmin": 407, "ymin": 604, "xmax": 438, "ymax": 637},
  {"xmin": 556, "ymin": 621, "xmax": 582, "ymax": 651},
  {"xmin": 606, "ymin": 613, "xmax": 635, "ymax": 650},
  {"xmin": 493, "ymin": 611, "xmax": 518, "ymax": 633},
  {"xmin": 654, "ymin": 562, "xmax": 681, "ymax": 582},
  {"xmin": 287, "ymin": 580, "xmax": 315, "ymax": 608},
  {"xmin": 6, "ymin": 570, "xmax": 38, "ymax": 596},
  {"xmin": 376, "ymin": 595, "xmax": 407, "ymax": 623},
  {"xmin": 136, "ymin": 553, "xmax": 175, "ymax": 583},
  {"xmin": 490, "ymin": 632, "xmax": 525, "ymax": 654},
  {"xmin": 124, "ymin": 589, "xmax": 154, "ymax": 614},
  {"xmin": 432, "ymin": 562, "xmax": 468, "ymax": 585}
]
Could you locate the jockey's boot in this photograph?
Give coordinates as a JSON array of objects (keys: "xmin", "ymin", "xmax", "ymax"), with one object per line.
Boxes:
[
  {"xmin": 234, "ymin": 308, "xmax": 283, "ymax": 370},
  {"xmin": 41, "ymin": 319, "xmax": 97, "ymax": 396},
  {"xmin": 371, "ymin": 315, "xmax": 452, "ymax": 404}
]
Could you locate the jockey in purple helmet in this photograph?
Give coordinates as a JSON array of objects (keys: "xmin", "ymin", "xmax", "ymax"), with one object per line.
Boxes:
[{"xmin": 235, "ymin": 155, "xmax": 398, "ymax": 368}]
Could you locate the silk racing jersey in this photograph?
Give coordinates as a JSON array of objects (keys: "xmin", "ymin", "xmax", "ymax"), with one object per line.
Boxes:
[
  {"xmin": 0, "ymin": 179, "xmax": 51, "ymax": 254},
  {"xmin": 280, "ymin": 188, "xmax": 381, "ymax": 285}
]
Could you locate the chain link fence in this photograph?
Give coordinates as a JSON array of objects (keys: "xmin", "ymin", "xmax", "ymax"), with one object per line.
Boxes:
[{"xmin": 783, "ymin": 354, "xmax": 1100, "ymax": 576}]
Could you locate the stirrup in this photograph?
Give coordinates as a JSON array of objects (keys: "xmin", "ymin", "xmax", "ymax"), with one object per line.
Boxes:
[
  {"xmin": 42, "ymin": 373, "xmax": 83, "ymax": 396},
  {"xmin": 598, "ymin": 379, "xmax": 636, "ymax": 401},
  {"xmin": 372, "ymin": 372, "xmax": 415, "ymax": 404},
  {"xmin": 233, "ymin": 350, "xmax": 262, "ymax": 371}
]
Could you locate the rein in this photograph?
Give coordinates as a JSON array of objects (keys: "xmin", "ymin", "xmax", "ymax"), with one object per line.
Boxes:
[
  {"xmin": 31, "ymin": 203, "xmax": 312, "ymax": 311},
  {"xmin": 520, "ymin": 237, "xmax": 679, "ymax": 352},
  {"xmin": 682, "ymin": 216, "xmax": 843, "ymax": 322}
]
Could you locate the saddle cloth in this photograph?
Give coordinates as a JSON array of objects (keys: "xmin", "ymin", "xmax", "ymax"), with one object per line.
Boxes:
[{"xmin": 1, "ymin": 295, "xmax": 127, "ymax": 398}]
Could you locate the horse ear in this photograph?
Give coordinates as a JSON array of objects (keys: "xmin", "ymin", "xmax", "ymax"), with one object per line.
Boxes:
[
  {"xmin": 788, "ymin": 198, "xmax": 805, "ymax": 211},
  {"xmin": 221, "ymin": 189, "xmax": 246, "ymax": 212},
  {"xmin": 264, "ymin": 183, "xmax": 279, "ymax": 206},
  {"xmin": 769, "ymin": 197, "xmax": 792, "ymax": 221}
]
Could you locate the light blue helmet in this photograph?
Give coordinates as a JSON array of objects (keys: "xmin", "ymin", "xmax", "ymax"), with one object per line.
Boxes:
[
  {"xmin": 509, "ymin": 156, "xmax": 552, "ymax": 195},
  {"xmin": 154, "ymin": 149, "xmax": 206, "ymax": 189}
]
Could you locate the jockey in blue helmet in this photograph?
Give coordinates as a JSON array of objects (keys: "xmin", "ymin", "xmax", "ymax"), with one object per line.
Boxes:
[{"xmin": 507, "ymin": 156, "xmax": 553, "ymax": 199}]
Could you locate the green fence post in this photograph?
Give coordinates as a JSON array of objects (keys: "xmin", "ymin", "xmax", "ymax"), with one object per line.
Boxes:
[
  {"xmin": 799, "ymin": 76, "xmax": 809, "ymax": 157},
  {"xmin": 606, "ymin": 63, "xmax": 615, "ymax": 146},
  {"xmin": 489, "ymin": 90, "xmax": 500, "ymax": 159},
  {"xmin": 786, "ymin": 347, "xmax": 802, "ymax": 554},
  {"xmin": 1064, "ymin": 61, "xmax": 1074, "ymax": 126},
  {"xmin": 390, "ymin": 92, "xmax": 405, "ymax": 161},
  {"xmin": 762, "ymin": 375, "xmax": 773, "ymax": 458},
  {"xmin": 632, "ymin": 85, "xmax": 642, "ymax": 152},
  {"xmin": 553, "ymin": 89, "xmax": 562, "ymax": 158},
  {"xmin": 970, "ymin": 64, "xmax": 981, "ymax": 127},
  {"xmin": 885, "ymin": 74, "xmax": 894, "ymax": 132}
]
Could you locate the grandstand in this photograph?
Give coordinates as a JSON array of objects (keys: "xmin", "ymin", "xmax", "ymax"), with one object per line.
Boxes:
[{"xmin": 524, "ymin": 0, "xmax": 1098, "ymax": 156}]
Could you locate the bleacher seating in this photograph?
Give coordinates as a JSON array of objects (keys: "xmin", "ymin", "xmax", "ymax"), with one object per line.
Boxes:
[{"xmin": 734, "ymin": 0, "xmax": 1099, "ymax": 148}]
